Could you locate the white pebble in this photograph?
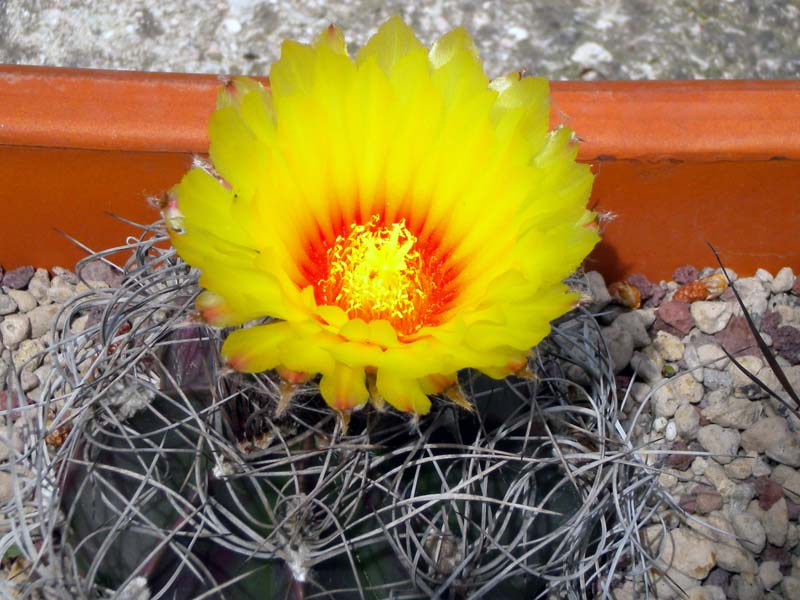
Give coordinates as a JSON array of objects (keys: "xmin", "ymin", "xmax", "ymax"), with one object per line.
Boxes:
[
  {"xmin": 570, "ymin": 41, "xmax": 612, "ymax": 66},
  {"xmin": 223, "ymin": 18, "xmax": 242, "ymax": 34},
  {"xmin": 755, "ymin": 268, "xmax": 773, "ymax": 283},
  {"xmin": 665, "ymin": 420, "xmax": 677, "ymax": 441},
  {"xmin": 697, "ymin": 343, "xmax": 730, "ymax": 369},
  {"xmin": 0, "ymin": 314, "xmax": 31, "ymax": 348},
  {"xmin": 771, "ymin": 267, "xmax": 795, "ymax": 293},
  {"xmin": 653, "ymin": 416, "xmax": 668, "ymax": 433},
  {"xmin": 691, "ymin": 301, "xmax": 732, "ymax": 334}
]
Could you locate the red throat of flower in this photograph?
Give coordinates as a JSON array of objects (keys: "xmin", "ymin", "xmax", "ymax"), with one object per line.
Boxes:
[{"xmin": 314, "ymin": 215, "xmax": 457, "ymax": 336}]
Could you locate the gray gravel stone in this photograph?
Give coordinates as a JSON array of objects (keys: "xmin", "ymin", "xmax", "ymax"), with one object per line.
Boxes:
[
  {"xmin": 699, "ymin": 513, "xmax": 757, "ymax": 575},
  {"xmin": 763, "ymin": 497, "xmax": 789, "ymax": 547},
  {"xmin": 46, "ymin": 275, "xmax": 75, "ymax": 303},
  {"xmin": 729, "ymin": 482, "xmax": 757, "ymax": 514},
  {"xmin": 613, "ymin": 311, "xmax": 651, "ymax": 349},
  {"xmin": 0, "ymin": 314, "xmax": 31, "ymax": 349},
  {"xmin": 654, "ymin": 375, "xmax": 704, "ymax": 420},
  {"xmin": 6, "ymin": 289, "xmax": 37, "ymax": 313},
  {"xmin": 759, "ymin": 560, "xmax": 783, "ymax": 591},
  {"xmin": 27, "ymin": 268, "xmax": 51, "ymax": 305},
  {"xmin": 728, "ymin": 355, "xmax": 764, "ymax": 395},
  {"xmin": 601, "ymin": 325, "xmax": 634, "ymax": 374},
  {"xmin": 0, "ymin": 357, "xmax": 9, "ymax": 388},
  {"xmin": 19, "ymin": 368, "xmax": 38, "ymax": 392},
  {"xmin": 782, "ymin": 576, "xmax": 800, "ymax": 598},
  {"xmin": 724, "ymin": 456, "xmax": 755, "ymax": 480},
  {"xmin": 653, "ymin": 384, "xmax": 681, "ymax": 419},
  {"xmin": 732, "ymin": 573, "xmax": 763, "ymax": 600},
  {"xmin": 683, "ymin": 343, "xmax": 704, "ymax": 382},
  {"xmin": 697, "ymin": 424, "xmax": 739, "ymax": 465},
  {"xmin": 714, "ymin": 537, "xmax": 758, "ymax": 576},
  {"xmin": 702, "ymin": 368, "xmax": 732, "ymax": 391},
  {"xmin": 696, "ymin": 344, "xmax": 730, "ymax": 369},
  {"xmin": 687, "ymin": 586, "xmax": 725, "ymax": 600},
  {"xmin": 28, "ymin": 304, "xmax": 61, "ymax": 339},
  {"xmin": 771, "ymin": 465, "xmax": 800, "ymax": 503},
  {"xmin": 732, "ymin": 512, "xmax": 767, "ymax": 554},
  {"xmin": 741, "ymin": 417, "xmax": 800, "ymax": 467},
  {"xmin": 701, "ymin": 391, "xmax": 762, "ymax": 430},
  {"xmin": 645, "ymin": 525, "xmax": 716, "ymax": 582},
  {"xmin": 665, "ymin": 420, "xmax": 677, "ymax": 442},
  {"xmin": 50, "ymin": 266, "xmax": 79, "ymax": 285},
  {"xmin": 631, "ymin": 348, "xmax": 663, "ymax": 383},
  {"xmin": 775, "ymin": 304, "xmax": 800, "ymax": 328},
  {"xmin": 0, "ymin": 294, "xmax": 17, "ymax": 316},
  {"xmin": 704, "ymin": 463, "xmax": 735, "ymax": 497},
  {"xmin": 70, "ymin": 313, "xmax": 90, "ymax": 334},
  {"xmin": 12, "ymin": 338, "xmax": 45, "ymax": 372},
  {"xmin": 755, "ymin": 364, "xmax": 800, "ymax": 410},
  {"xmin": 672, "ymin": 373, "xmax": 705, "ymax": 404},
  {"xmin": 674, "ymin": 404, "xmax": 700, "ymax": 439}
]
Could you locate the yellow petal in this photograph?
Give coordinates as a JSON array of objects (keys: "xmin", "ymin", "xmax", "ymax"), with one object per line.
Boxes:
[
  {"xmin": 314, "ymin": 23, "xmax": 348, "ymax": 56},
  {"xmin": 356, "ymin": 15, "xmax": 425, "ymax": 75},
  {"xmin": 319, "ymin": 364, "xmax": 369, "ymax": 411},
  {"xmin": 221, "ymin": 322, "xmax": 295, "ymax": 373},
  {"xmin": 375, "ymin": 371, "xmax": 431, "ymax": 414}
]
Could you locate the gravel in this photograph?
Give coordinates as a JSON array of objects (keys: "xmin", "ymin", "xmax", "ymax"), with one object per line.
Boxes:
[
  {"xmin": 2, "ymin": 260, "xmax": 800, "ymax": 597},
  {"xmin": 586, "ymin": 266, "xmax": 800, "ymax": 599}
]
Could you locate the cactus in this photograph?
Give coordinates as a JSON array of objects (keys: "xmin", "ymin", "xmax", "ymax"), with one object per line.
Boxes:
[{"xmin": 3, "ymin": 224, "xmax": 670, "ymax": 599}]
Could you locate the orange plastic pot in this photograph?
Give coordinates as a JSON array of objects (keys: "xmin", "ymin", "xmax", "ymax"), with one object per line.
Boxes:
[{"xmin": 1, "ymin": 65, "xmax": 799, "ymax": 282}]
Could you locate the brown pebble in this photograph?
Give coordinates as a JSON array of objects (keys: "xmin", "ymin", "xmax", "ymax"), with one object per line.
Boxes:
[
  {"xmin": 679, "ymin": 494, "xmax": 697, "ymax": 513},
  {"xmin": 761, "ymin": 546, "xmax": 792, "ymax": 574},
  {"xmin": 715, "ymin": 316, "xmax": 757, "ymax": 356},
  {"xmin": 667, "ymin": 440, "xmax": 693, "ymax": 471},
  {"xmin": 656, "ymin": 300, "xmax": 694, "ymax": 336},
  {"xmin": 755, "ymin": 476, "xmax": 785, "ymax": 510},
  {"xmin": 693, "ymin": 484, "xmax": 723, "ymax": 514}
]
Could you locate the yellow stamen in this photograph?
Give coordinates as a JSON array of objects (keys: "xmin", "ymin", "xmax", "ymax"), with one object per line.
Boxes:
[{"xmin": 321, "ymin": 216, "xmax": 427, "ymax": 332}]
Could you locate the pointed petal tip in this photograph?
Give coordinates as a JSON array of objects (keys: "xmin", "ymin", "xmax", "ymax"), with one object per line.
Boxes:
[{"xmin": 315, "ymin": 22, "xmax": 348, "ymax": 55}]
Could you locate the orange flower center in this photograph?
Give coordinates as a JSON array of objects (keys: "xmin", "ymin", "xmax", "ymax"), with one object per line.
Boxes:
[{"xmin": 318, "ymin": 215, "xmax": 437, "ymax": 334}]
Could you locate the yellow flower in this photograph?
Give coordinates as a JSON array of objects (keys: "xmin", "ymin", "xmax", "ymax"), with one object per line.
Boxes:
[{"xmin": 165, "ymin": 17, "xmax": 599, "ymax": 416}]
